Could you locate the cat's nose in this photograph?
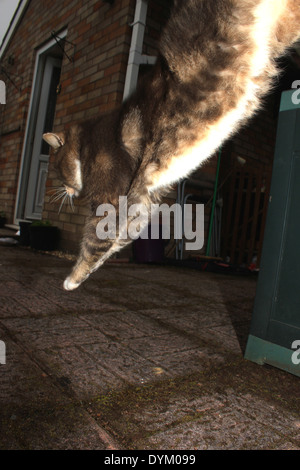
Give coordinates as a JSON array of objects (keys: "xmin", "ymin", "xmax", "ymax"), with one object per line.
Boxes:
[{"xmin": 65, "ymin": 186, "xmax": 76, "ymax": 197}]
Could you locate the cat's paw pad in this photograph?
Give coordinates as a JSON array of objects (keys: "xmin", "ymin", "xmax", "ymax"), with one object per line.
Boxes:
[{"xmin": 63, "ymin": 277, "xmax": 80, "ymax": 291}]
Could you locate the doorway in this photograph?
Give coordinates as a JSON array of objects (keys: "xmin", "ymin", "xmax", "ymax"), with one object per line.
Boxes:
[{"xmin": 15, "ymin": 35, "xmax": 65, "ymax": 221}]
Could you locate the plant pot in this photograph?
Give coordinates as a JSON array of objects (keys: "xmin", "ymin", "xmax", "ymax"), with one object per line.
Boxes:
[
  {"xmin": 29, "ymin": 225, "xmax": 60, "ymax": 251},
  {"xmin": 133, "ymin": 224, "xmax": 164, "ymax": 263},
  {"xmin": 19, "ymin": 221, "xmax": 32, "ymax": 246},
  {"xmin": 0, "ymin": 216, "xmax": 7, "ymax": 228}
]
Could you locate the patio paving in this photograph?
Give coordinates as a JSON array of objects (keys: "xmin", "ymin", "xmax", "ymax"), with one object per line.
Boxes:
[{"xmin": 0, "ymin": 236, "xmax": 299, "ymax": 450}]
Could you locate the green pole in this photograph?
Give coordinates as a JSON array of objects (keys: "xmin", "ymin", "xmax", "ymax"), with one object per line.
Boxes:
[{"xmin": 206, "ymin": 147, "xmax": 222, "ymax": 256}]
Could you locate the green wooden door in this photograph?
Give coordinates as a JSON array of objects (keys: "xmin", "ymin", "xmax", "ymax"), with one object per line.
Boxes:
[{"xmin": 245, "ymin": 89, "xmax": 300, "ymax": 377}]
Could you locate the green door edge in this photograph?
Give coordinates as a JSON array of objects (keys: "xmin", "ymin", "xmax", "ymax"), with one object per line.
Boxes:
[{"xmin": 245, "ymin": 335, "xmax": 300, "ymax": 377}]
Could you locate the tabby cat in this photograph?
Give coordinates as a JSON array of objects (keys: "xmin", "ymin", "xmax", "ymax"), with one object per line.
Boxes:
[{"xmin": 43, "ymin": 0, "xmax": 300, "ymax": 290}]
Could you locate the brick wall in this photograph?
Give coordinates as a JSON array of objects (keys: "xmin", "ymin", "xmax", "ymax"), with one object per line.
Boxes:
[
  {"xmin": 0, "ymin": 0, "xmax": 176, "ymax": 252},
  {"xmin": 143, "ymin": 0, "xmax": 172, "ymax": 55},
  {"xmin": 0, "ymin": 0, "xmax": 136, "ymax": 250},
  {"xmin": 42, "ymin": 0, "xmax": 137, "ymax": 251}
]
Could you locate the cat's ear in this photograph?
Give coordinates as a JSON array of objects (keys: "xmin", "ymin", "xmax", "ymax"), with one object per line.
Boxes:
[
  {"xmin": 43, "ymin": 132, "xmax": 65, "ymax": 150},
  {"xmin": 121, "ymin": 108, "xmax": 144, "ymax": 158}
]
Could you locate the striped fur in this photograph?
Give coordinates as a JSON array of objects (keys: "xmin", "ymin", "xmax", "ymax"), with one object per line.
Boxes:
[{"xmin": 43, "ymin": 0, "xmax": 300, "ymax": 290}]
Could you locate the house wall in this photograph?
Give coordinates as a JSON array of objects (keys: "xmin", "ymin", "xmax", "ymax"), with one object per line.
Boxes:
[
  {"xmin": 43, "ymin": 0, "xmax": 138, "ymax": 251},
  {"xmin": 0, "ymin": 0, "xmax": 176, "ymax": 253},
  {"xmin": 0, "ymin": 0, "xmax": 135, "ymax": 244}
]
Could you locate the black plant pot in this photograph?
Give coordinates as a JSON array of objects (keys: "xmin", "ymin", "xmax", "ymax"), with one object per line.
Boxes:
[
  {"xmin": 19, "ymin": 221, "xmax": 32, "ymax": 246},
  {"xmin": 0, "ymin": 216, "xmax": 7, "ymax": 228},
  {"xmin": 133, "ymin": 224, "xmax": 164, "ymax": 263},
  {"xmin": 29, "ymin": 225, "xmax": 60, "ymax": 251}
]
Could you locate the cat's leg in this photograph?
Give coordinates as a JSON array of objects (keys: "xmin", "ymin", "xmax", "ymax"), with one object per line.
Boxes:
[
  {"xmin": 63, "ymin": 204, "xmax": 150, "ymax": 290},
  {"xmin": 63, "ymin": 241, "xmax": 125, "ymax": 290},
  {"xmin": 63, "ymin": 215, "xmax": 128, "ymax": 290},
  {"xmin": 63, "ymin": 239, "xmax": 118, "ymax": 291}
]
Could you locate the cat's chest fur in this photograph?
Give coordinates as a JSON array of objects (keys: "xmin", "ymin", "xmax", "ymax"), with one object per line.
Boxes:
[{"xmin": 140, "ymin": 0, "xmax": 291, "ymax": 193}]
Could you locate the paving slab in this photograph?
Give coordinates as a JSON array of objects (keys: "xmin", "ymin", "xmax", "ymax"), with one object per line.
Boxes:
[{"xmin": 0, "ymin": 242, "xmax": 299, "ymax": 450}]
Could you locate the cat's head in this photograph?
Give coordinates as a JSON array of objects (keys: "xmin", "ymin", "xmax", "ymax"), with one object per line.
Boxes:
[
  {"xmin": 43, "ymin": 126, "xmax": 82, "ymax": 198},
  {"xmin": 43, "ymin": 108, "xmax": 144, "ymax": 202}
]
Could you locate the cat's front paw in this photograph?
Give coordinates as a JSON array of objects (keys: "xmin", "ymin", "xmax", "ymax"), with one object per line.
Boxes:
[{"xmin": 63, "ymin": 277, "xmax": 80, "ymax": 291}]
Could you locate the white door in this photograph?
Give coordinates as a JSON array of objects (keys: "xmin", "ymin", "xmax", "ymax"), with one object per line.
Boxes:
[{"xmin": 24, "ymin": 56, "xmax": 62, "ymax": 219}]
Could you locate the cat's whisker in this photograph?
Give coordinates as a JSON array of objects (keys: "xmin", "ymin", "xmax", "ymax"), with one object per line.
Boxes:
[
  {"xmin": 50, "ymin": 189, "xmax": 65, "ymax": 199},
  {"xmin": 49, "ymin": 186, "xmax": 67, "ymax": 203},
  {"xmin": 50, "ymin": 191, "xmax": 67, "ymax": 203},
  {"xmin": 58, "ymin": 193, "xmax": 68, "ymax": 215},
  {"xmin": 48, "ymin": 185, "xmax": 76, "ymax": 214},
  {"xmin": 47, "ymin": 186, "xmax": 65, "ymax": 196},
  {"xmin": 68, "ymin": 195, "xmax": 75, "ymax": 213}
]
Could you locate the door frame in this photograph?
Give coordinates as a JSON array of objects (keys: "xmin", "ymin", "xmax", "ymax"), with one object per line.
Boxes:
[
  {"xmin": 24, "ymin": 55, "xmax": 62, "ymax": 220},
  {"xmin": 14, "ymin": 30, "xmax": 67, "ymax": 223}
]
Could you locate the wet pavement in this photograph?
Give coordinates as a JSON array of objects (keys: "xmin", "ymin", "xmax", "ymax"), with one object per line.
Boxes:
[{"xmin": 0, "ymin": 235, "xmax": 299, "ymax": 450}]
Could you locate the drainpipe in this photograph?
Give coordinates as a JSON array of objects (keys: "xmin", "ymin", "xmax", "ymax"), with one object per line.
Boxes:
[{"xmin": 123, "ymin": 0, "xmax": 156, "ymax": 101}]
